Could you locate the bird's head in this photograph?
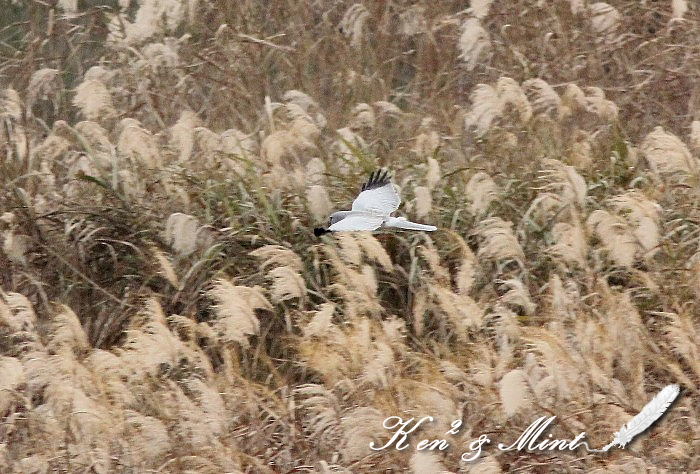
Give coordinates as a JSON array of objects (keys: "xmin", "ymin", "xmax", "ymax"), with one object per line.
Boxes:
[
  {"xmin": 328, "ymin": 211, "xmax": 348, "ymax": 226},
  {"xmin": 314, "ymin": 227, "xmax": 330, "ymax": 237}
]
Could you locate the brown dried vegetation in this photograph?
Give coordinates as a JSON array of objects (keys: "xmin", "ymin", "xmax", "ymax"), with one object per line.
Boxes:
[{"xmin": 0, "ymin": 0, "xmax": 699, "ymax": 472}]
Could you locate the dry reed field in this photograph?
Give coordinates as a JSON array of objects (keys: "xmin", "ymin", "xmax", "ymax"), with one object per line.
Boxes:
[{"xmin": 1, "ymin": 0, "xmax": 699, "ymax": 472}]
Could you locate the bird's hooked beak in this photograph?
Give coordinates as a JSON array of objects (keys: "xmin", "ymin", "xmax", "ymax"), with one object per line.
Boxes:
[{"xmin": 314, "ymin": 227, "xmax": 331, "ymax": 237}]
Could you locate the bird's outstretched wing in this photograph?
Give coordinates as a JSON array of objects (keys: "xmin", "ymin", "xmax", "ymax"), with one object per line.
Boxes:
[
  {"xmin": 328, "ymin": 214, "xmax": 384, "ymax": 231},
  {"xmin": 351, "ymin": 169, "xmax": 401, "ymax": 215}
]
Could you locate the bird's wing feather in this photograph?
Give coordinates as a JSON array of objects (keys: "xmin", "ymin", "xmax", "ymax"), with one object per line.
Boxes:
[
  {"xmin": 328, "ymin": 214, "xmax": 384, "ymax": 231},
  {"xmin": 351, "ymin": 169, "xmax": 401, "ymax": 214}
]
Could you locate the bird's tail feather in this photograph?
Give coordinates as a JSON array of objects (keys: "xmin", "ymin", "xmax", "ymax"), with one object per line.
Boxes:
[{"xmin": 385, "ymin": 217, "xmax": 437, "ymax": 231}]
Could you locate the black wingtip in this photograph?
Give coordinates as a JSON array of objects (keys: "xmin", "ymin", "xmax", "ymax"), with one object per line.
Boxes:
[
  {"xmin": 361, "ymin": 168, "xmax": 392, "ymax": 192},
  {"xmin": 314, "ymin": 227, "xmax": 331, "ymax": 237}
]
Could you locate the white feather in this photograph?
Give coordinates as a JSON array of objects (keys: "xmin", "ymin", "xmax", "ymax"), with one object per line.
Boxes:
[
  {"xmin": 385, "ymin": 217, "xmax": 436, "ymax": 231},
  {"xmin": 328, "ymin": 214, "xmax": 383, "ymax": 231},
  {"xmin": 351, "ymin": 183, "xmax": 401, "ymax": 215},
  {"xmin": 604, "ymin": 384, "xmax": 680, "ymax": 450}
]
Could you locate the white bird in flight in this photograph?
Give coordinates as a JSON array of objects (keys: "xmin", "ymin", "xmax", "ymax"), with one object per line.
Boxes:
[{"xmin": 314, "ymin": 169, "xmax": 437, "ymax": 236}]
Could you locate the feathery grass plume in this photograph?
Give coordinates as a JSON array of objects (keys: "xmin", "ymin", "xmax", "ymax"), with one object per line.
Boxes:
[
  {"xmin": 499, "ymin": 369, "xmax": 532, "ymax": 417},
  {"xmin": 497, "ymin": 77, "xmax": 532, "ymax": 123},
  {"xmin": 410, "ymin": 451, "xmax": 448, "ymax": 474},
  {"xmin": 466, "ymin": 171, "xmax": 499, "ymax": 215},
  {"xmin": 548, "ymin": 274, "xmax": 579, "ymax": 320},
  {"xmin": 283, "ymin": 89, "xmax": 318, "ymax": 112},
  {"xmin": 221, "ymin": 128, "xmax": 257, "ymax": 159},
  {"xmin": 120, "ymin": 298, "xmax": 190, "ymax": 376},
  {"xmin": 424, "ymin": 156, "xmax": 441, "ymax": 191},
  {"xmin": 26, "ymin": 68, "xmax": 60, "ymax": 113},
  {"xmin": 361, "ymin": 340, "xmax": 394, "ymax": 388},
  {"xmin": 120, "ymin": 0, "xmax": 186, "ymax": 44},
  {"xmin": 46, "ymin": 304, "xmax": 89, "ymax": 354},
  {"xmin": 152, "ymin": 247, "xmax": 179, "ymax": 288},
  {"xmin": 413, "ymin": 117, "xmax": 440, "ymax": 158},
  {"xmin": 341, "ymin": 407, "xmax": 388, "ymax": 462},
  {"xmin": 584, "ymin": 86, "xmax": 619, "ymax": 122},
  {"xmin": 327, "ymin": 263, "xmax": 383, "ymax": 319},
  {"xmin": 304, "ymin": 303, "xmax": 335, "ymax": 338},
  {"xmin": 456, "ymin": 249, "xmax": 477, "ymax": 294},
  {"xmin": 461, "ymin": 455, "xmax": 502, "ymax": 473},
  {"xmin": 431, "ymin": 285, "xmax": 484, "ymax": 337},
  {"xmin": 186, "ymin": 378, "xmax": 226, "ymax": 437},
  {"xmin": 74, "ymin": 120, "xmax": 113, "ymax": 168},
  {"xmin": 569, "ymin": 0, "xmax": 585, "ymax": 14},
  {"xmin": 267, "ymin": 266, "xmax": 306, "ymax": 303},
  {"xmin": 569, "ymin": 130, "xmax": 593, "ymax": 169},
  {"xmin": 474, "ymin": 217, "xmax": 525, "ymax": 266},
  {"xmin": 193, "ymin": 127, "xmax": 227, "ymax": 170},
  {"xmin": 335, "ymin": 233, "xmax": 363, "ymax": 267},
  {"xmin": 458, "ymin": 18, "xmax": 490, "ymax": 71},
  {"xmin": 14, "ymin": 455, "xmax": 50, "ymax": 474},
  {"xmin": 350, "ymin": 103, "xmax": 375, "ymax": 131},
  {"xmin": 306, "ymin": 184, "xmax": 333, "ymax": 223},
  {"xmin": 663, "ymin": 312, "xmax": 700, "ymax": 378},
  {"xmin": 141, "ymin": 41, "xmax": 181, "ymax": 71},
  {"xmin": 295, "ymin": 384, "xmax": 344, "ymax": 451},
  {"xmin": 332, "ymin": 127, "xmax": 367, "ymax": 169},
  {"xmin": 398, "ymin": 4, "xmax": 427, "ymax": 36},
  {"xmin": 42, "ymin": 382, "xmax": 111, "ymax": 450},
  {"xmin": 381, "ymin": 317, "xmax": 406, "ymax": 346},
  {"xmin": 522, "ymin": 78, "xmax": 562, "ymax": 117},
  {"xmin": 0, "ymin": 356, "xmax": 24, "ymax": 415},
  {"xmin": 469, "ymin": 0, "xmax": 494, "ymax": 19},
  {"xmin": 689, "ymin": 253, "xmax": 700, "ymax": 299},
  {"xmin": 165, "ymin": 382, "xmax": 220, "ymax": 449},
  {"xmin": 2, "ymin": 230, "xmax": 29, "ymax": 265},
  {"xmin": 539, "ymin": 158, "xmax": 587, "ymax": 209},
  {"xmin": 419, "ymin": 243, "xmax": 450, "ymax": 284},
  {"xmin": 672, "ymin": 0, "xmax": 688, "ymax": 19},
  {"xmin": 640, "ymin": 126, "xmax": 697, "ymax": 176},
  {"xmin": 73, "ymin": 78, "xmax": 115, "ymax": 121},
  {"xmin": 164, "ymin": 212, "xmax": 199, "ymax": 256},
  {"xmin": 561, "ymin": 83, "xmax": 587, "ymax": 115},
  {"xmin": 401, "ymin": 380, "xmax": 460, "ymax": 432},
  {"xmin": 588, "ymin": 2, "xmax": 621, "ymax": 39},
  {"xmin": 30, "ymin": 129, "xmax": 73, "ymax": 165},
  {"xmin": 261, "ymin": 126, "xmax": 316, "ymax": 171},
  {"xmin": 1, "ymin": 292, "xmax": 37, "ymax": 333},
  {"xmin": 169, "ymin": 110, "xmax": 200, "ymax": 163},
  {"xmin": 608, "ymin": 191, "xmax": 662, "ymax": 255},
  {"xmin": 549, "ymin": 221, "xmax": 588, "ymax": 268},
  {"xmin": 497, "ymin": 279, "xmax": 536, "ymax": 315},
  {"xmin": 123, "ymin": 410, "xmax": 171, "ymax": 467},
  {"xmin": 208, "ymin": 279, "xmax": 272, "ymax": 347},
  {"xmin": 117, "ymin": 118, "xmax": 161, "ymax": 169},
  {"xmin": 339, "ymin": 4, "xmax": 370, "ymax": 48},
  {"xmin": 601, "ymin": 288, "xmax": 647, "ymax": 403},
  {"xmin": 464, "ymin": 84, "xmax": 502, "ymax": 136},
  {"xmin": 0, "ymin": 88, "xmax": 22, "ymax": 121},
  {"xmin": 586, "ymin": 210, "xmax": 637, "ymax": 267},
  {"xmin": 373, "ymin": 101, "xmax": 403, "ymax": 126},
  {"xmin": 250, "ymin": 245, "xmax": 304, "ymax": 272},
  {"xmin": 690, "ymin": 120, "xmax": 700, "ymax": 151},
  {"xmin": 414, "ymin": 185, "xmax": 432, "ymax": 219},
  {"xmin": 83, "ymin": 349, "xmax": 134, "ymax": 407},
  {"xmin": 522, "ymin": 327, "xmax": 587, "ymax": 401},
  {"xmin": 353, "ymin": 233, "xmax": 393, "ymax": 272},
  {"xmin": 412, "ymin": 288, "xmax": 428, "ymax": 336}
]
